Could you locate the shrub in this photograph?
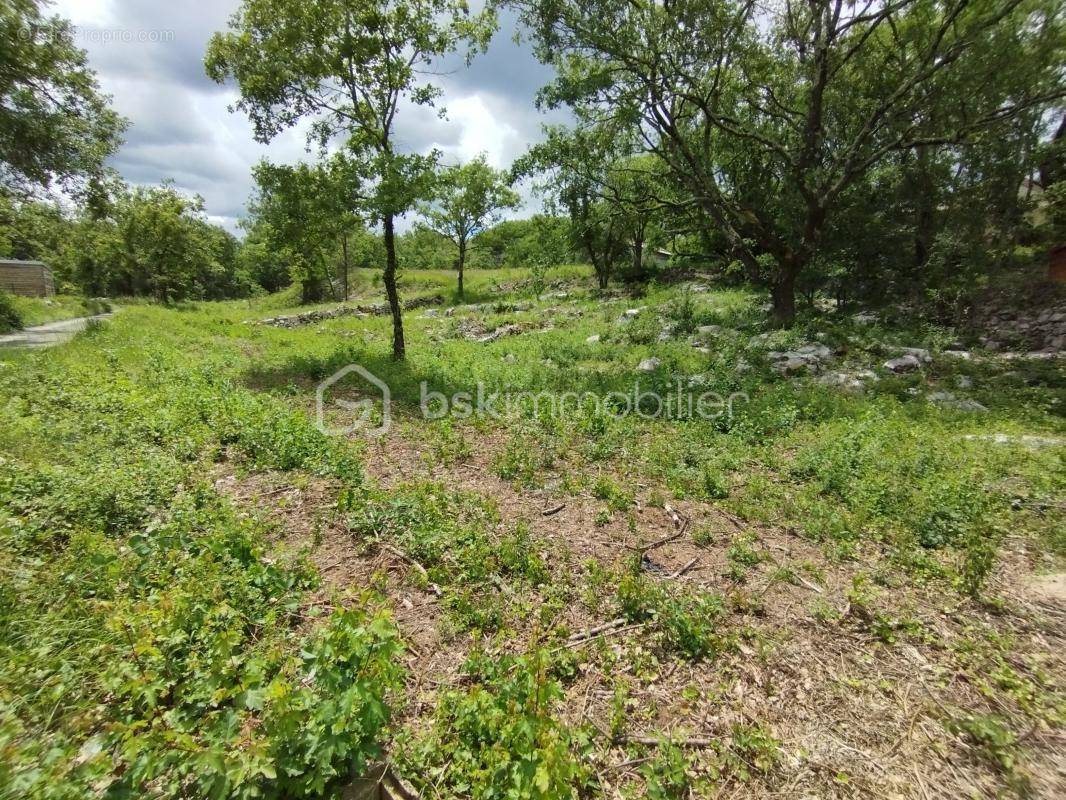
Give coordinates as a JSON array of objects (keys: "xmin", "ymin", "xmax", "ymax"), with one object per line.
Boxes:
[
  {"xmin": 0, "ymin": 290, "xmax": 22, "ymax": 333},
  {"xmin": 398, "ymin": 649, "xmax": 592, "ymax": 799}
]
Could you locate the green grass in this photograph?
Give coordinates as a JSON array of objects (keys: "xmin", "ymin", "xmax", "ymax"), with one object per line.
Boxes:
[
  {"xmin": 5, "ymin": 294, "xmax": 111, "ymax": 327},
  {"xmin": 1, "ymin": 265, "xmax": 1064, "ymax": 798}
]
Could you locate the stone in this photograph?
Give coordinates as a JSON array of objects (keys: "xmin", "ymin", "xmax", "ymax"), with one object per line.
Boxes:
[
  {"xmin": 815, "ymin": 372, "xmax": 865, "ymax": 394},
  {"xmin": 698, "ymin": 324, "xmax": 723, "ymax": 336},
  {"xmin": 622, "ymin": 307, "xmax": 645, "ymax": 319},
  {"xmin": 963, "ymin": 433, "xmax": 1064, "ymax": 448},
  {"xmin": 796, "ymin": 343, "xmax": 832, "ymax": 360},
  {"xmin": 853, "ymin": 312, "xmax": 878, "ymax": 324},
  {"xmin": 884, "ymin": 355, "xmax": 921, "ymax": 373},
  {"xmin": 956, "ymin": 375, "xmax": 974, "ymax": 389},
  {"xmin": 586, "ymin": 334, "xmax": 601, "ymax": 344},
  {"xmin": 898, "ymin": 347, "xmax": 932, "ymax": 363},
  {"xmin": 942, "ymin": 349, "xmax": 972, "ymax": 360},
  {"xmin": 773, "ymin": 356, "xmax": 813, "ymax": 375},
  {"xmin": 638, "ymin": 357, "xmax": 661, "ymax": 372},
  {"xmin": 928, "ymin": 391, "xmax": 988, "ymax": 413},
  {"xmin": 735, "ymin": 358, "xmax": 752, "ymax": 373}
]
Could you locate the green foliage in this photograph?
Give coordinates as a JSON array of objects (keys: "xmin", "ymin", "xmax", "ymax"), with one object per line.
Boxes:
[
  {"xmin": 617, "ymin": 574, "xmax": 728, "ymax": 660},
  {"xmin": 0, "ymin": 328, "xmax": 400, "ymax": 799},
  {"xmin": 398, "ymin": 648, "xmax": 591, "ymax": 800},
  {"xmin": 0, "ymin": 0, "xmax": 127, "ymax": 193},
  {"xmin": 421, "ymin": 155, "xmax": 520, "ymax": 297},
  {"xmin": 0, "ymin": 289, "xmax": 21, "ymax": 332},
  {"xmin": 344, "ymin": 482, "xmax": 546, "ymax": 631}
]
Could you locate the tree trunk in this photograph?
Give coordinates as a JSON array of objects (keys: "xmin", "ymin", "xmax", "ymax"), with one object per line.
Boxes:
[
  {"xmin": 632, "ymin": 235, "xmax": 644, "ymax": 275},
  {"xmin": 771, "ymin": 262, "xmax": 799, "ymax": 327},
  {"xmin": 912, "ymin": 146, "xmax": 935, "ymax": 279},
  {"xmin": 457, "ymin": 239, "xmax": 466, "ymax": 300},
  {"xmin": 341, "ymin": 233, "xmax": 350, "ymax": 302},
  {"xmin": 382, "ymin": 213, "xmax": 406, "ymax": 360}
]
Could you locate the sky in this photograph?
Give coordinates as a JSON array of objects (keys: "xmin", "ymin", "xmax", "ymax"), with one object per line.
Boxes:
[{"xmin": 50, "ymin": 0, "xmax": 566, "ymax": 233}]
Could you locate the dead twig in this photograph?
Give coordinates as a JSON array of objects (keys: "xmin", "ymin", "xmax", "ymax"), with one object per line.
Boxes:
[
  {"xmin": 630, "ymin": 531, "xmax": 682, "ymax": 554},
  {"xmin": 668, "ymin": 558, "xmax": 699, "ymax": 579},
  {"xmin": 621, "ymin": 735, "xmax": 716, "ymax": 748},
  {"xmin": 567, "ymin": 618, "xmax": 629, "ymax": 642},
  {"xmin": 542, "ymin": 503, "xmax": 566, "ymax": 517}
]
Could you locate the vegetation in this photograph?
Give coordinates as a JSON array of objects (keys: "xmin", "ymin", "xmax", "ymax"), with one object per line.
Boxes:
[
  {"xmin": 2, "ymin": 268, "xmax": 1063, "ymax": 797},
  {"xmin": 2, "ymin": 0, "xmax": 1066, "ymax": 797}
]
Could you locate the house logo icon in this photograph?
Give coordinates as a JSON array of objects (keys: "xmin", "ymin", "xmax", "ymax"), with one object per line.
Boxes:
[{"xmin": 316, "ymin": 364, "xmax": 391, "ymax": 436}]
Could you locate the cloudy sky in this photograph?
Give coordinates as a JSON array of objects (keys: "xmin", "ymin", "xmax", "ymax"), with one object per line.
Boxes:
[{"xmin": 50, "ymin": 0, "xmax": 565, "ymax": 233}]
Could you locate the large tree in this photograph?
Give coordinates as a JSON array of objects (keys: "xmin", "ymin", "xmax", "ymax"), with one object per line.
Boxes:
[
  {"xmin": 0, "ymin": 0, "xmax": 126, "ymax": 195},
  {"xmin": 206, "ymin": 0, "xmax": 494, "ymax": 359},
  {"xmin": 248, "ymin": 159, "xmax": 359, "ymax": 303},
  {"xmin": 513, "ymin": 0, "xmax": 1066, "ymax": 324},
  {"xmin": 420, "ymin": 155, "xmax": 520, "ymax": 298}
]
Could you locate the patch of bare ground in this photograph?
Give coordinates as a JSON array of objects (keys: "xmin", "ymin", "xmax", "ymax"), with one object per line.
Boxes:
[{"xmin": 216, "ymin": 426, "xmax": 1066, "ymax": 799}]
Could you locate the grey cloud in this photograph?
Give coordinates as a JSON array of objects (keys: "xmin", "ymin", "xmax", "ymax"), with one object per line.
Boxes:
[{"xmin": 52, "ymin": 0, "xmax": 567, "ymax": 233}]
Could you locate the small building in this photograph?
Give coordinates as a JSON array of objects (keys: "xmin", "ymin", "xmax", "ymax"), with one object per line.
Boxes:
[
  {"xmin": 1050, "ymin": 245, "xmax": 1066, "ymax": 284},
  {"xmin": 0, "ymin": 260, "xmax": 55, "ymax": 297}
]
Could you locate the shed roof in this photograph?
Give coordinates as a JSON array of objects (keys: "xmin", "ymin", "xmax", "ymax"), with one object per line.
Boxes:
[{"xmin": 0, "ymin": 259, "xmax": 49, "ymax": 268}]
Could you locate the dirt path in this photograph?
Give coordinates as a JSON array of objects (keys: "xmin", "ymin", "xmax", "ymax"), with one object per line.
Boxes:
[{"xmin": 0, "ymin": 313, "xmax": 113, "ymax": 349}]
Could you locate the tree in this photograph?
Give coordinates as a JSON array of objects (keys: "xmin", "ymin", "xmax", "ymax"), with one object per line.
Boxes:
[
  {"xmin": 247, "ymin": 160, "xmax": 358, "ymax": 303},
  {"xmin": 517, "ymin": 128, "xmax": 660, "ymax": 288},
  {"xmin": 514, "ymin": 0, "xmax": 1066, "ymax": 324},
  {"xmin": 0, "ymin": 0, "xmax": 126, "ymax": 195},
  {"xmin": 206, "ymin": 0, "xmax": 494, "ymax": 359},
  {"xmin": 420, "ymin": 155, "xmax": 520, "ymax": 298}
]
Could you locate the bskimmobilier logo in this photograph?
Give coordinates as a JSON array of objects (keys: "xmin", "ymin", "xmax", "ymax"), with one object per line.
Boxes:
[{"xmin": 316, "ymin": 364, "xmax": 391, "ymax": 436}]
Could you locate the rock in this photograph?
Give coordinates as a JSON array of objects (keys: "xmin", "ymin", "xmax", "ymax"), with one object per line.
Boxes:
[
  {"xmin": 586, "ymin": 334, "xmax": 601, "ymax": 344},
  {"xmin": 773, "ymin": 356, "xmax": 813, "ymax": 376},
  {"xmin": 963, "ymin": 433, "xmax": 1064, "ymax": 448},
  {"xmin": 657, "ymin": 324, "xmax": 676, "ymax": 342},
  {"xmin": 422, "ymin": 309, "xmax": 439, "ymax": 318},
  {"xmin": 503, "ymin": 353, "xmax": 517, "ymax": 364},
  {"xmin": 816, "ymin": 372, "xmax": 866, "ymax": 394},
  {"xmin": 942, "ymin": 349, "xmax": 972, "ymax": 360},
  {"xmin": 796, "ymin": 343, "xmax": 832, "ymax": 360},
  {"xmin": 622, "ymin": 307, "xmax": 645, "ymax": 319},
  {"xmin": 884, "ymin": 355, "xmax": 921, "ymax": 373},
  {"xmin": 735, "ymin": 358, "xmax": 751, "ymax": 373},
  {"xmin": 898, "ymin": 347, "xmax": 932, "ymax": 363},
  {"xmin": 693, "ymin": 346, "xmax": 712, "ymax": 355},
  {"xmin": 956, "ymin": 375, "xmax": 974, "ymax": 389},
  {"xmin": 637, "ymin": 357, "xmax": 661, "ymax": 372},
  {"xmin": 698, "ymin": 325, "xmax": 723, "ymax": 336},
  {"xmin": 853, "ymin": 312, "xmax": 879, "ymax": 324},
  {"xmin": 927, "ymin": 391, "xmax": 988, "ymax": 413}
]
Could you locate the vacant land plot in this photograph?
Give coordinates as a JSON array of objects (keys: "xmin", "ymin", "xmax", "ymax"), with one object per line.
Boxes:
[{"xmin": 1, "ymin": 267, "xmax": 1064, "ymax": 799}]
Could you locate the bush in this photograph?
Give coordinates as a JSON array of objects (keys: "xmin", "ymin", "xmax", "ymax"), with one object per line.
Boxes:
[
  {"xmin": 0, "ymin": 290, "xmax": 22, "ymax": 333},
  {"xmin": 397, "ymin": 649, "xmax": 591, "ymax": 800}
]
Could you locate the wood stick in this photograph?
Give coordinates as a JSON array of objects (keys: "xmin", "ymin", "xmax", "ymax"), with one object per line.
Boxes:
[
  {"xmin": 632, "ymin": 531, "xmax": 682, "ymax": 554},
  {"xmin": 621, "ymin": 735, "xmax": 716, "ymax": 748},
  {"xmin": 668, "ymin": 558, "xmax": 699, "ymax": 579},
  {"xmin": 567, "ymin": 618, "xmax": 628, "ymax": 642},
  {"xmin": 542, "ymin": 503, "xmax": 566, "ymax": 517}
]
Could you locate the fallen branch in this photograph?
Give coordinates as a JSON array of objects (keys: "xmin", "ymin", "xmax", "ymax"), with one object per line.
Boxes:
[
  {"xmin": 557, "ymin": 622, "xmax": 646, "ymax": 650},
  {"xmin": 542, "ymin": 503, "xmax": 566, "ymax": 517},
  {"xmin": 631, "ymin": 531, "xmax": 682, "ymax": 554},
  {"xmin": 567, "ymin": 618, "xmax": 628, "ymax": 642},
  {"xmin": 621, "ymin": 735, "xmax": 716, "ymax": 748},
  {"xmin": 668, "ymin": 558, "xmax": 699, "ymax": 579},
  {"xmin": 381, "ymin": 544, "xmax": 442, "ymax": 596}
]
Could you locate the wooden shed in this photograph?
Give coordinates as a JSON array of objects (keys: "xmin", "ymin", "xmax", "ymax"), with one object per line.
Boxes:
[
  {"xmin": 1050, "ymin": 245, "xmax": 1066, "ymax": 284},
  {"xmin": 0, "ymin": 260, "xmax": 55, "ymax": 297}
]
